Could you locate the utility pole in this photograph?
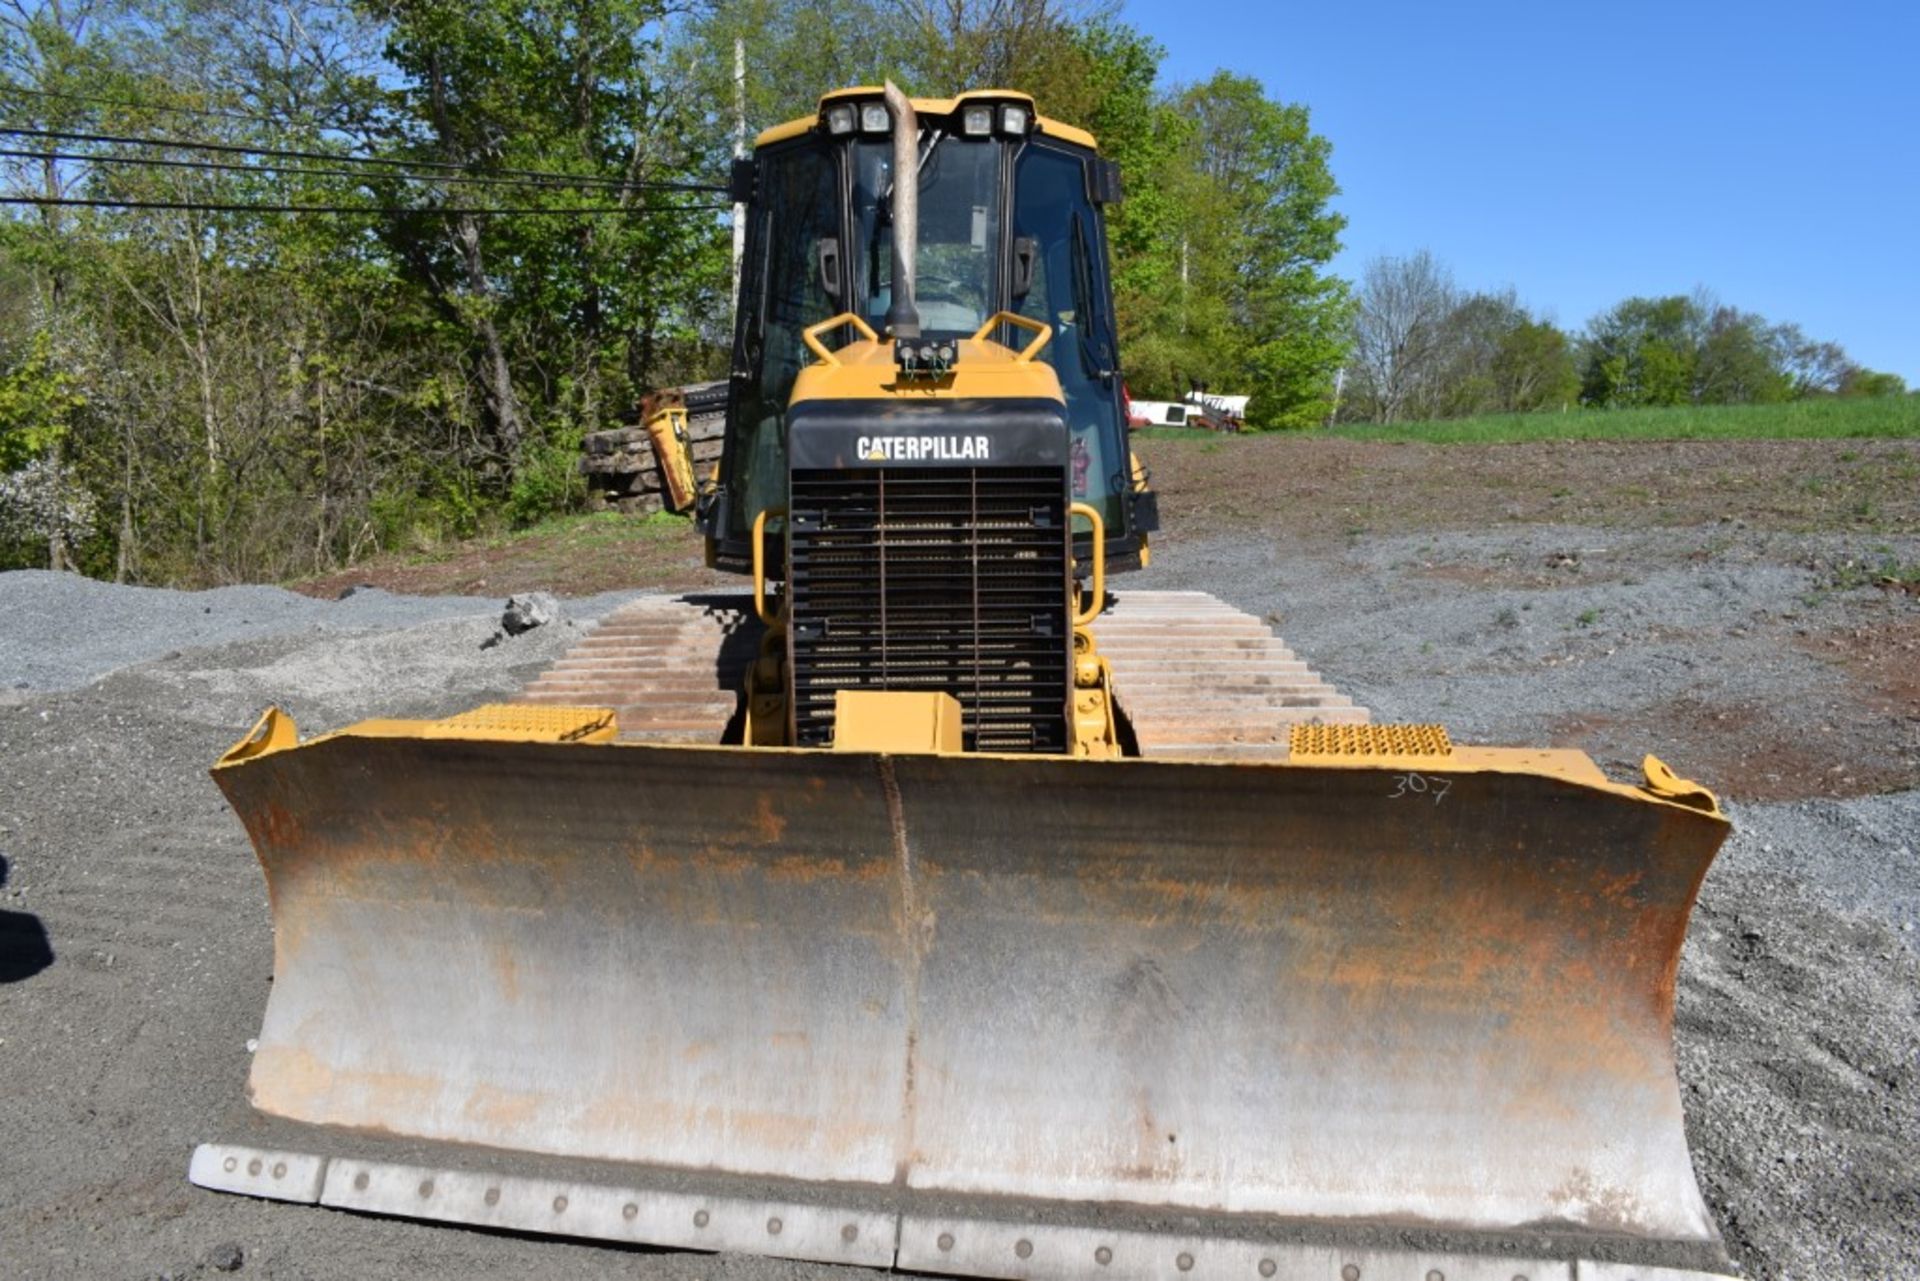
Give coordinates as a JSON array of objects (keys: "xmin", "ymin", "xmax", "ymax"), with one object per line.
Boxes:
[
  {"xmin": 731, "ymin": 37, "xmax": 747, "ymax": 299},
  {"xmin": 1179, "ymin": 233, "xmax": 1189, "ymax": 335}
]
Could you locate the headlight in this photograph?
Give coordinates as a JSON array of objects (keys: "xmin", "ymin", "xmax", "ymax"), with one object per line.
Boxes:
[
  {"xmin": 1000, "ymin": 104, "xmax": 1030, "ymax": 135},
  {"xmin": 825, "ymin": 104, "xmax": 855, "ymax": 136},
  {"xmin": 961, "ymin": 105, "xmax": 993, "ymax": 137},
  {"xmin": 860, "ymin": 102, "xmax": 890, "ymax": 133}
]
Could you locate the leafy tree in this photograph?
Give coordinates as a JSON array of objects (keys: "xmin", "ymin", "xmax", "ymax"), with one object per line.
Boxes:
[
  {"xmin": 0, "ymin": 329, "xmax": 82, "ymax": 470},
  {"xmin": 1695, "ymin": 306, "xmax": 1791, "ymax": 405},
  {"xmin": 1490, "ymin": 315, "xmax": 1577, "ymax": 412},
  {"xmin": 1767, "ymin": 323, "xmax": 1848, "ymax": 396},
  {"xmin": 365, "ymin": 0, "xmax": 728, "ymax": 480},
  {"xmin": 1578, "ymin": 293, "xmax": 1861, "ymax": 410},
  {"xmin": 1579, "ymin": 294, "xmax": 1703, "ymax": 408},
  {"xmin": 1152, "ymin": 72, "xmax": 1346, "ymax": 429},
  {"xmin": 893, "ymin": 0, "xmax": 1112, "ymax": 97},
  {"xmin": 1839, "ymin": 367, "xmax": 1907, "ymax": 398}
]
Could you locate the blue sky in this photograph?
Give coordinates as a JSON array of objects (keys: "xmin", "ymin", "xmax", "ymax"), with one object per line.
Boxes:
[{"xmin": 1124, "ymin": 0, "xmax": 1919, "ymax": 381}]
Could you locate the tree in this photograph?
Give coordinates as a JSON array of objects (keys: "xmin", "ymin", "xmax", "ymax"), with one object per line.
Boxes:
[
  {"xmin": 367, "ymin": 0, "xmax": 728, "ymax": 475},
  {"xmin": 1768, "ymin": 322, "xmax": 1848, "ymax": 396},
  {"xmin": 0, "ymin": 327, "xmax": 89, "ymax": 567},
  {"xmin": 1694, "ymin": 306, "xmax": 1790, "ymax": 405},
  {"xmin": 1489, "ymin": 314, "xmax": 1577, "ymax": 413},
  {"xmin": 892, "ymin": 0, "xmax": 1111, "ymax": 96},
  {"xmin": 1838, "ymin": 366, "xmax": 1907, "ymax": 398},
  {"xmin": 1345, "ymin": 250, "xmax": 1455, "ymax": 423},
  {"xmin": 1578, "ymin": 293, "xmax": 1863, "ymax": 410},
  {"xmin": 1579, "ymin": 294, "xmax": 1704, "ymax": 408},
  {"xmin": 1157, "ymin": 72, "xmax": 1347, "ymax": 429}
]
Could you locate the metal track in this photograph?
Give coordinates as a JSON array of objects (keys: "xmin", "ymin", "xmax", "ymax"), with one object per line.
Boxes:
[
  {"xmin": 516, "ymin": 589, "xmax": 1367, "ymax": 755},
  {"xmin": 1095, "ymin": 590, "xmax": 1366, "ymax": 759},
  {"xmin": 516, "ymin": 592, "xmax": 758, "ymax": 742}
]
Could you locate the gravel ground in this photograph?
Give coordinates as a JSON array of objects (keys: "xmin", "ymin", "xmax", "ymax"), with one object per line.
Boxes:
[
  {"xmin": 1140, "ymin": 524, "xmax": 1920, "ymax": 1279},
  {"xmin": 2, "ymin": 519, "xmax": 1917, "ymax": 1280}
]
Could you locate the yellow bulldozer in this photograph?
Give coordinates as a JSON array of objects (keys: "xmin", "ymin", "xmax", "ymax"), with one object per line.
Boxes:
[{"xmin": 191, "ymin": 85, "xmax": 1737, "ymax": 1281}]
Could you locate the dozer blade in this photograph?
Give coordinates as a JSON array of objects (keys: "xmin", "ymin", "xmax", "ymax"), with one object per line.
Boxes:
[{"xmin": 196, "ymin": 709, "xmax": 1734, "ymax": 1278}]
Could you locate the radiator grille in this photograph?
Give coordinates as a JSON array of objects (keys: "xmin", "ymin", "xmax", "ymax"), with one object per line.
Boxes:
[{"xmin": 787, "ymin": 467, "xmax": 1071, "ymax": 752}]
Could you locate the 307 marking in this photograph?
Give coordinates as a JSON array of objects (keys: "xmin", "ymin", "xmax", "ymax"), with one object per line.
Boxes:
[{"xmin": 1388, "ymin": 772, "xmax": 1452, "ymax": 805}]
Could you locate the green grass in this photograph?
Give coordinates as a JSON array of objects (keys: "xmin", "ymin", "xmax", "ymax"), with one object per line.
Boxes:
[
  {"xmin": 507, "ymin": 508, "xmax": 692, "ymax": 545},
  {"xmin": 1325, "ymin": 396, "xmax": 1920, "ymax": 444},
  {"xmin": 390, "ymin": 508, "xmax": 691, "ymax": 565}
]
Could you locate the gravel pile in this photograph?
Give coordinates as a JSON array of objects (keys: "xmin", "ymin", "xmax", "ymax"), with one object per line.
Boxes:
[{"xmin": 0, "ymin": 569, "xmax": 642, "ymax": 697}]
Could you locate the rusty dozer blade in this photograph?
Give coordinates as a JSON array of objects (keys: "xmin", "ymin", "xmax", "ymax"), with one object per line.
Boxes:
[{"xmin": 196, "ymin": 707, "xmax": 1734, "ymax": 1278}]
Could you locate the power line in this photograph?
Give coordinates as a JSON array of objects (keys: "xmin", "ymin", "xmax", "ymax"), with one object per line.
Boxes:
[
  {"xmin": 0, "ymin": 144, "xmax": 680, "ymax": 196},
  {"xmin": 0, "ymin": 193, "xmax": 730, "ymax": 216},
  {"xmin": 0, "ymin": 123, "xmax": 727, "ymax": 193},
  {"xmin": 2, "ymin": 83, "xmax": 295, "ymax": 127}
]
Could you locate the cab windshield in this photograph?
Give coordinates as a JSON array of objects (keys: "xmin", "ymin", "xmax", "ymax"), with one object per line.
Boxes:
[
  {"xmin": 852, "ymin": 136, "xmax": 1001, "ymax": 336},
  {"xmin": 717, "ymin": 127, "xmax": 1134, "ymax": 555}
]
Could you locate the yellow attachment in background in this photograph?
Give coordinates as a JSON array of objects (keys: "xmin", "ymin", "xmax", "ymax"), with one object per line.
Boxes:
[
  {"xmin": 643, "ymin": 398, "xmax": 697, "ymax": 513},
  {"xmin": 833, "ymin": 690, "xmax": 964, "ymax": 754},
  {"xmin": 1291, "ymin": 723, "xmax": 1454, "ymax": 764}
]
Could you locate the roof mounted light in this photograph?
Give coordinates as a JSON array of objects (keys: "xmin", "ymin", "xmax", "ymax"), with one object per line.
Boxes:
[
  {"xmin": 1000, "ymin": 104, "xmax": 1031, "ymax": 135},
  {"xmin": 825, "ymin": 103, "xmax": 856, "ymax": 136},
  {"xmin": 961, "ymin": 104, "xmax": 993, "ymax": 137},
  {"xmin": 860, "ymin": 101, "xmax": 890, "ymax": 133}
]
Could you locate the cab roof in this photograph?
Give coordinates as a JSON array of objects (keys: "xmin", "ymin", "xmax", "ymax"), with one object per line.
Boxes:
[{"xmin": 754, "ymin": 87, "xmax": 1098, "ymax": 152}]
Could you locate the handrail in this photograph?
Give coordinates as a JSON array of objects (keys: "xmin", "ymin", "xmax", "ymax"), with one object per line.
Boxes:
[
  {"xmin": 801, "ymin": 313, "xmax": 879, "ymax": 366},
  {"xmin": 1069, "ymin": 501, "xmax": 1105, "ymax": 626},
  {"xmin": 971, "ymin": 311, "xmax": 1052, "ymax": 364},
  {"xmin": 751, "ymin": 505, "xmax": 788, "ymax": 626}
]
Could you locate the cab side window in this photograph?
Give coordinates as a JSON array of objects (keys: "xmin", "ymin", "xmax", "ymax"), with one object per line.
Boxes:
[
  {"xmin": 726, "ymin": 142, "xmax": 839, "ymax": 535},
  {"xmin": 1013, "ymin": 143, "xmax": 1126, "ymax": 530}
]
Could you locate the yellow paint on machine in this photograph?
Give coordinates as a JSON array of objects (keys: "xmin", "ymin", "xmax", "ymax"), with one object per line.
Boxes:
[
  {"xmin": 754, "ymin": 87, "xmax": 1100, "ymax": 151},
  {"xmin": 832, "ymin": 690, "xmax": 964, "ymax": 754},
  {"xmin": 788, "ymin": 311, "xmax": 1064, "ymax": 406}
]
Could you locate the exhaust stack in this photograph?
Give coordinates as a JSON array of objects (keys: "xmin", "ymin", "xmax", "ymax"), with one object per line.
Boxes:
[{"xmin": 883, "ymin": 81, "xmax": 920, "ymax": 340}]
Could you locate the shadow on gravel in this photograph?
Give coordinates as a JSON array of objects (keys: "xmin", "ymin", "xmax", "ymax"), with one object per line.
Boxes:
[{"xmin": 0, "ymin": 856, "xmax": 53, "ymax": 983}]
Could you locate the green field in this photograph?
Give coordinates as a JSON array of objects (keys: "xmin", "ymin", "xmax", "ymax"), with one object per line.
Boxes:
[{"xmin": 1319, "ymin": 395, "xmax": 1920, "ymax": 444}]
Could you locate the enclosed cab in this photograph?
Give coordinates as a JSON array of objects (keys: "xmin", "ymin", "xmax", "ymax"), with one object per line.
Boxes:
[
  {"xmin": 702, "ymin": 87, "xmax": 1153, "ymax": 574},
  {"xmin": 700, "ymin": 87, "xmax": 1157, "ymax": 753}
]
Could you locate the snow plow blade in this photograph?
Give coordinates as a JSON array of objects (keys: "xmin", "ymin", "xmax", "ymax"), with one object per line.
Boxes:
[{"xmin": 198, "ymin": 707, "xmax": 1734, "ymax": 1277}]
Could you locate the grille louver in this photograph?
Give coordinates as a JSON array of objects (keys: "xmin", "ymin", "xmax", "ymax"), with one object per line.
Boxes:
[{"xmin": 788, "ymin": 467, "xmax": 1071, "ymax": 752}]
